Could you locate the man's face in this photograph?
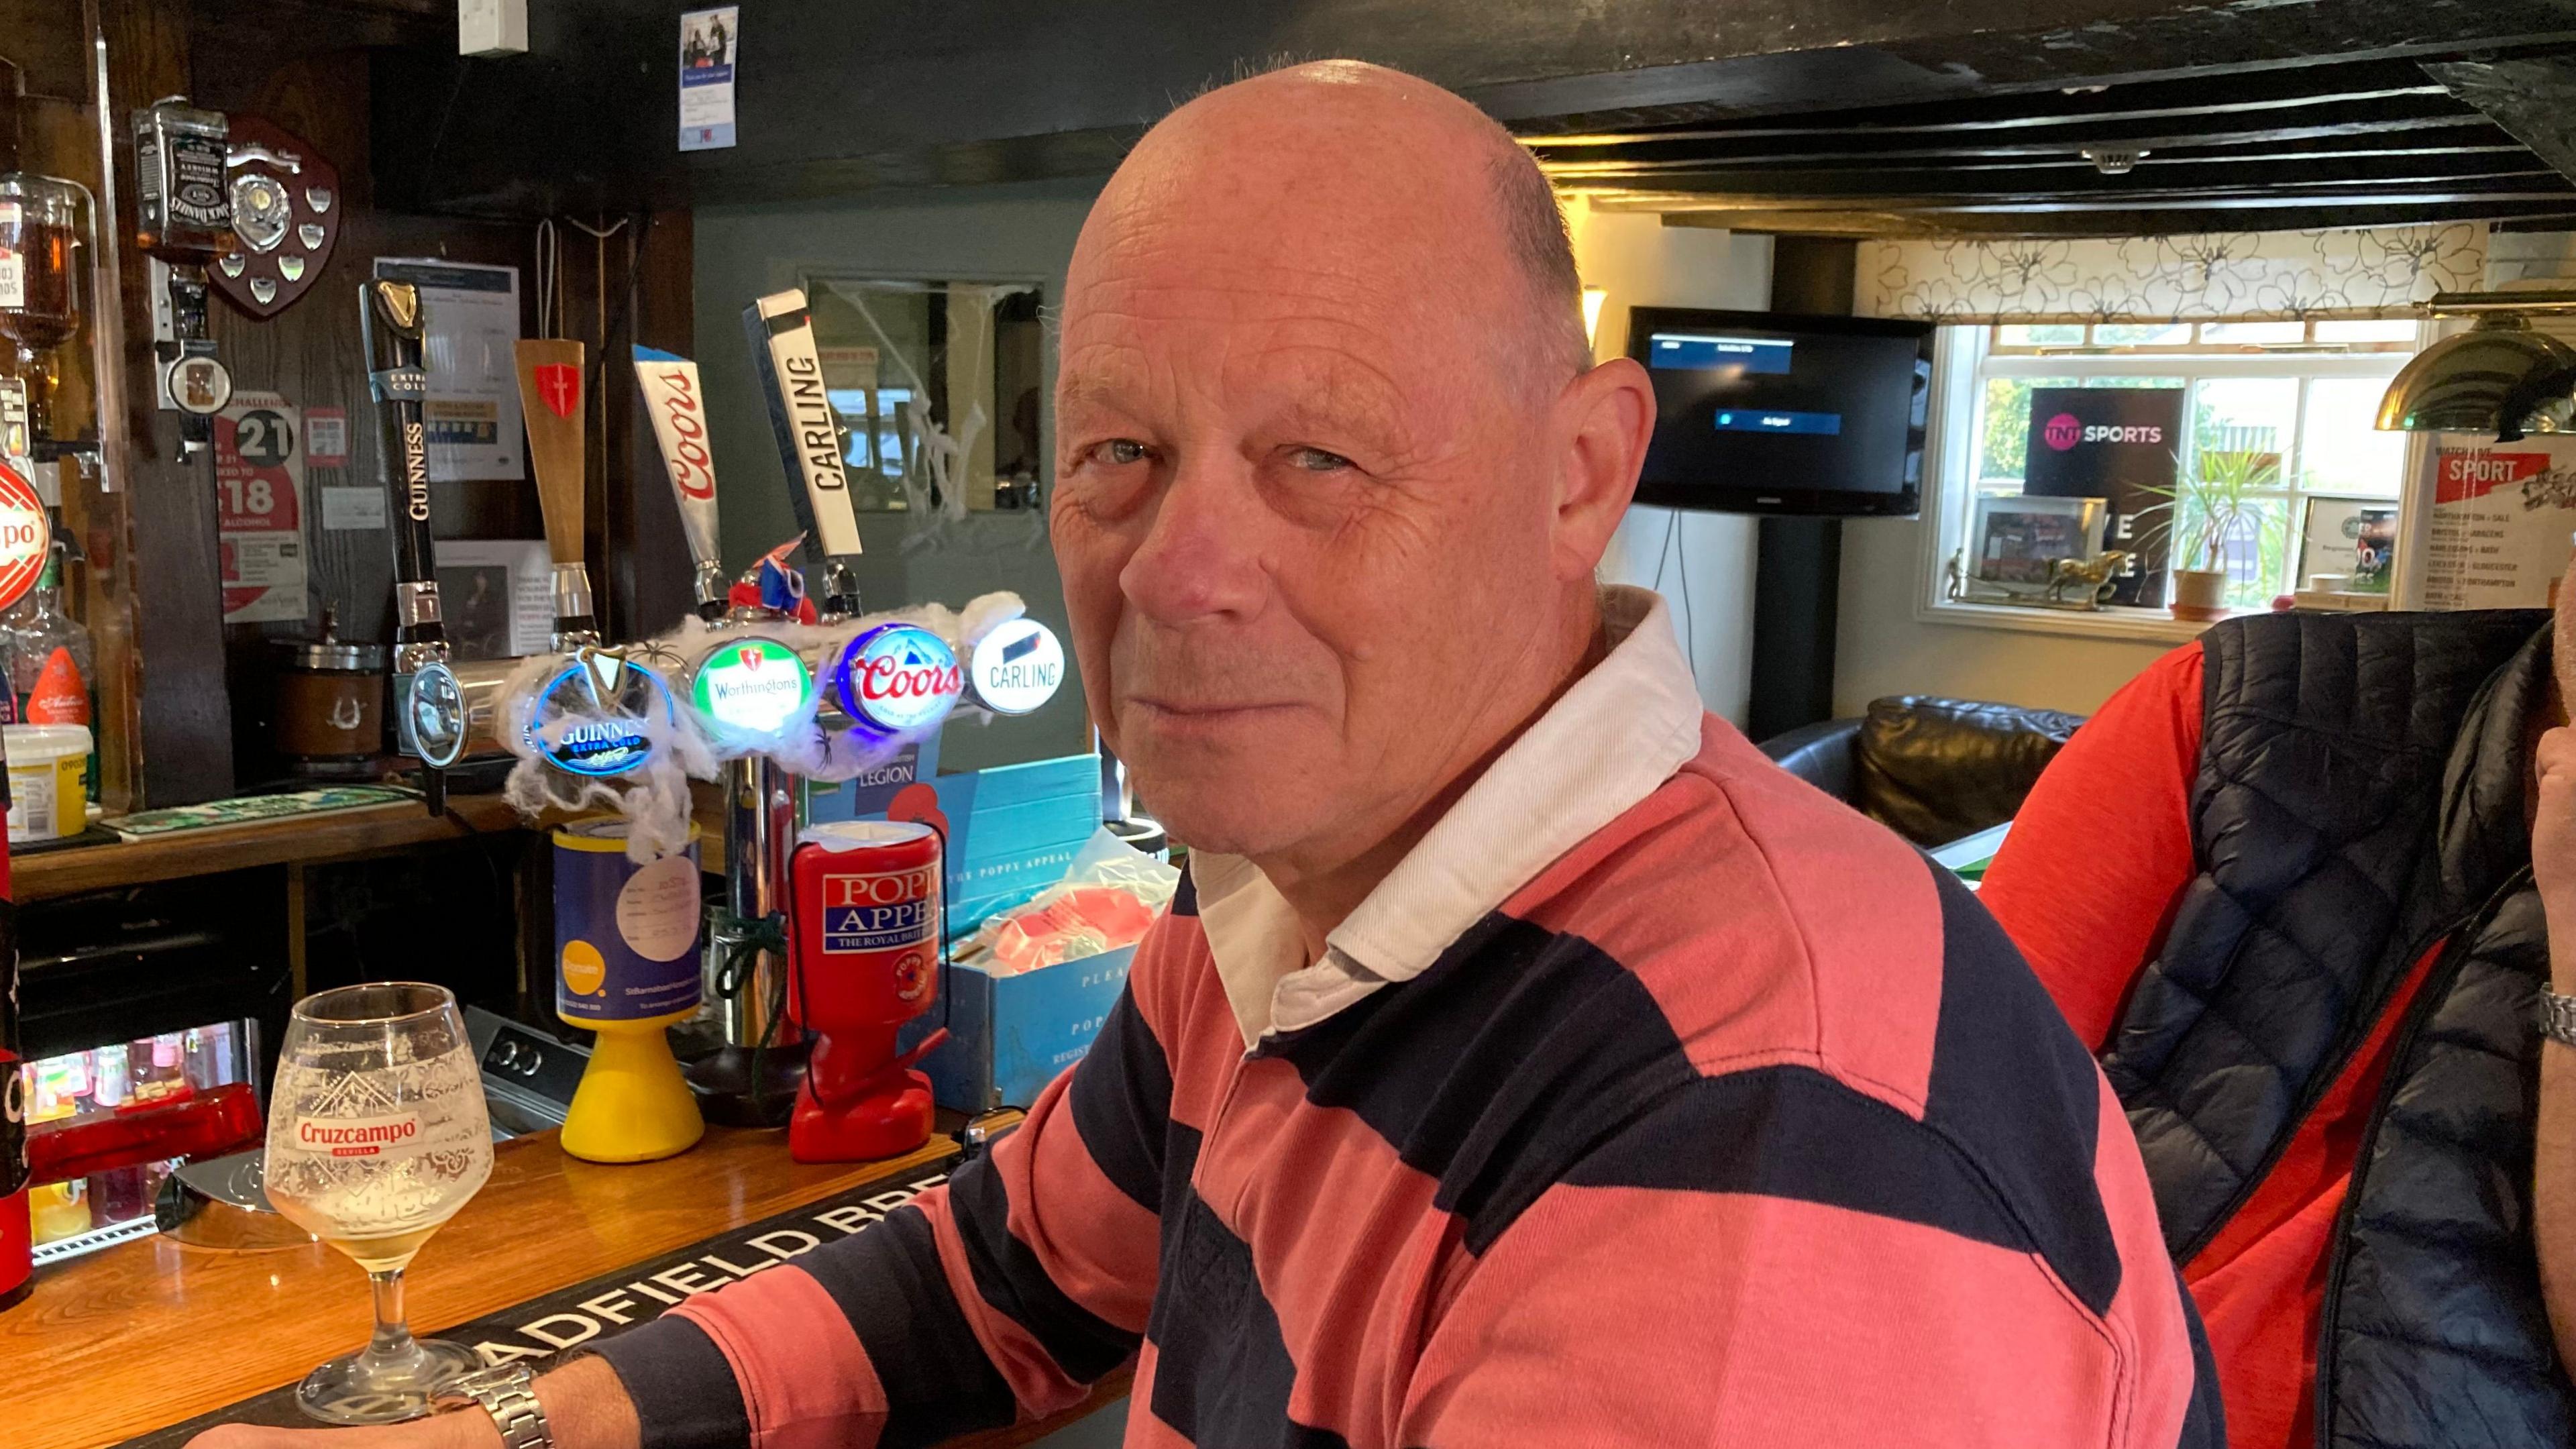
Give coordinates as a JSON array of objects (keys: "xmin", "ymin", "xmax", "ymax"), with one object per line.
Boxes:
[{"xmin": 1050, "ymin": 159, "xmax": 1566, "ymax": 863}]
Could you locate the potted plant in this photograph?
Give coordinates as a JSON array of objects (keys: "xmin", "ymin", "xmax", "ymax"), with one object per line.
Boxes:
[{"xmin": 2143, "ymin": 447, "xmax": 2278, "ymax": 622}]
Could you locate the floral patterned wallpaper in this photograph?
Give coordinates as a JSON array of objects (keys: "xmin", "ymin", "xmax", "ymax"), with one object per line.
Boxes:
[{"xmin": 1858, "ymin": 223, "xmax": 2488, "ymax": 324}]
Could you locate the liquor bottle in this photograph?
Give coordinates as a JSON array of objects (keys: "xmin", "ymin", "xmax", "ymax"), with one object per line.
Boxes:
[
  {"xmin": 131, "ymin": 100, "xmax": 233, "ymax": 448},
  {"xmin": 0, "ymin": 173, "xmax": 90, "ymax": 455},
  {"xmin": 9, "ymin": 545, "xmax": 94, "ymax": 800}
]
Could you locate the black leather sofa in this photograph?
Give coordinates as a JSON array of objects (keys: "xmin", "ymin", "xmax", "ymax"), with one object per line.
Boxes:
[{"xmin": 1758, "ymin": 696, "xmax": 2087, "ymax": 848}]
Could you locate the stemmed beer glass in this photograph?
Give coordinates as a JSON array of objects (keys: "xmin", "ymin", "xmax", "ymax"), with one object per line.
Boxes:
[{"xmin": 264, "ymin": 982, "xmax": 494, "ymax": 1424}]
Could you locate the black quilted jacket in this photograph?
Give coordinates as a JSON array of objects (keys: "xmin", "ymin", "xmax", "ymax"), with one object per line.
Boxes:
[{"xmin": 2098, "ymin": 610, "xmax": 2576, "ymax": 1449}]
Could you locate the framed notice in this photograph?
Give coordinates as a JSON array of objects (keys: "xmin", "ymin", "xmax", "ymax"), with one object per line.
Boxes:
[
  {"xmin": 1970, "ymin": 494, "xmax": 2107, "ymax": 587},
  {"xmin": 2296, "ymin": 495, "xmax": 2399, "ymax": 594},
  {"xmin": 214, "ymin": 390, "xmax": 309, "ymax": 624},
  {"xmin": 371, "ymin": 258, "xmax": 523, "ymax": 482},
  {"xmin": 433, "ymin": 539, "xmax": 551, "ymax": 660}
]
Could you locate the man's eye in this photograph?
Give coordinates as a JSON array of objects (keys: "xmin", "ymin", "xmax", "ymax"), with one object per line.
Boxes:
[
  {"xmin": 1289, "ymin": 447, "xmax": 1354, "ymax": 472},
  {"xmin": 1095, "ymin": 439, "xmax": 1152, "ymax": 466}
]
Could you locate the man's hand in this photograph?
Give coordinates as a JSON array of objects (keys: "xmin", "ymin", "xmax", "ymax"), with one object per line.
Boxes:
[
  {"xmin": 182, "ymin": 1356, "xmax": 635, "ymax": 1449},
  {"xmin": 182, "ymin": 1416, "xmax": 496, "ymax": 1449},
  {"xmin": 2532, "ymin": 726, "xmax": 2576, "ymax": 983}
]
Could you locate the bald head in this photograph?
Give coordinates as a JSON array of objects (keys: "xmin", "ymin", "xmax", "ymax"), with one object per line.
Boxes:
[
  {"xmin": 1085, "ymin": 61, "xmax": 1589, "ymax": 385},
  {"xmin": 1049, "ymin": 60, "xmax": 1654, "ymax": 920}
]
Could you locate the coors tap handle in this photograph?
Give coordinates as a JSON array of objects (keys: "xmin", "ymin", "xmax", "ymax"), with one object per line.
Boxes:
[
  {"xmin": 514, "ymin": 339, "xmax": 599, "ymax": 647},
  {"xmin": 361, "ymin": 280, "xmax": 466, "ymax": 813},
  {"xmin": 635, "ymin": 345, "xmax": 728, "ymax": 621},
  {"xmin": 745, "ymin": 289, "xmax": 863, "ymax": 619}
]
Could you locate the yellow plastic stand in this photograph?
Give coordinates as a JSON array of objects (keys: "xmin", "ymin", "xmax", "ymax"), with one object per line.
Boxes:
[
  {"xmin": 559, "ymin": 1007, "xmax": 705, "ymax": 1164},
  {"xmin": 552, "ymin": 818, "xmax": 707, "ymax": 1165}
]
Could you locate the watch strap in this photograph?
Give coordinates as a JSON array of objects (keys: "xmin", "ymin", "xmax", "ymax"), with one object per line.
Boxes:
[
  {"xmin": 435, "ymin": 1364, "xmax": 551, "ymax": 1449},
  {"xmin": 2536, "ymin": 990, "xmax": 2576, "ymax": 1049}
]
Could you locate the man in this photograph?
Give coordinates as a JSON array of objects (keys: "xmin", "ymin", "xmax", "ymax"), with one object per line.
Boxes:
[
  {"xmin": 197, "ymin": 62, "xmax": 2216, "ymax": 1449},
  {"xmin": 1980, "ymin": 594, "xmax": 2576, "ymax": 1448}
]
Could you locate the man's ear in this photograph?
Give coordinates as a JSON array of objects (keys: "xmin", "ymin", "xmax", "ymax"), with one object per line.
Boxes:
[{"xmin": 1550, "ymin": 356, "xmax": 1656, "ymax": 582}]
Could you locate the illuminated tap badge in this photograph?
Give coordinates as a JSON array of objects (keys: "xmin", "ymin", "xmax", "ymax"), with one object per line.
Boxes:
[
  {"xmin": 967, "ymin": 618, "xmax": 1065, "ymax": 716},
  {"xmin": 0, "ymin": 460, "xmax": 50, "ymax": 612},
  {"xmin": 533, "ymin": 651, "xmax": 669, "ymax": 777},
  {"xmin": 691, "ymin": 636, "xmax": 813, "ymax": 740},
  {"xmin": 834, "ymin": 623, "xmax": 963, "ymax": 736}
]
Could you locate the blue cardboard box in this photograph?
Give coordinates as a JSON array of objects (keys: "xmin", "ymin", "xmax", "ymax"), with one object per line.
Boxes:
[
  {"xmin": 898, "ymin": 944, "xmax": 1137, "ymax": 1112},
  {"xmin": 808, "ymin": 751, "xmax": 1103, "ymax": 931}
]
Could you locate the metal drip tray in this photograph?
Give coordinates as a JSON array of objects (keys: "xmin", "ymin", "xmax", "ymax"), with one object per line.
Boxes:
[{"xmin": 155, "ymin": 1150, "xmax": 313, "ymax": 1252}]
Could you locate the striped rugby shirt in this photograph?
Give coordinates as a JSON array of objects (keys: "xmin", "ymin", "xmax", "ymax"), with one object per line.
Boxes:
[{"xmin": 596, "ymin": 587, "xmax": 2223, "ymax": 1448}]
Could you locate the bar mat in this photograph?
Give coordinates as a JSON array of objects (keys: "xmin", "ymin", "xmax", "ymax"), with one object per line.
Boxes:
[
  {"xmin": 110, "ymin": 786, "xmax": 419, "ymax": 839},
  {"xmin": 119, "ymin": 1151, "xmax": 962, "ymax": 1445}
]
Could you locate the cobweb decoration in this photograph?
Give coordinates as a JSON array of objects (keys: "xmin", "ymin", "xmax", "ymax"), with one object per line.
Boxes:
[{"xmin": 491, "ymin": 590, "xmax": 1034, "ymax": 862}]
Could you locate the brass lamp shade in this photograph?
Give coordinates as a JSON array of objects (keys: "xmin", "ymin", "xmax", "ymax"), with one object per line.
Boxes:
[{"xmin": 2376, "ymin": 315, "xmax": 2576, "ymax": 436}]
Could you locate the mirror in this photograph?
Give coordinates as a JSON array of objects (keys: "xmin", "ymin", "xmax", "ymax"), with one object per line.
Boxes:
[{"xmin": 804, "ymin": 276, "xmax": 1046, "ymax": 515}]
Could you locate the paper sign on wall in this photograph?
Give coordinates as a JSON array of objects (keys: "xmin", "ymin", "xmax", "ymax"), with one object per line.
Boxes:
[
  {"xmin": 2420, "ymin": 439, "xmax": 2576, "ymax": 609},
  {"xmin": 371, "ymin": 259, "xmax": 524, "ymax": 482},
  {"xmin": 678, "ymin": 8, "xmax": 739, "ymax": 152},
  {"xmin": 215, "ymin": 390, "xmax": 309, "ymax": 625}
]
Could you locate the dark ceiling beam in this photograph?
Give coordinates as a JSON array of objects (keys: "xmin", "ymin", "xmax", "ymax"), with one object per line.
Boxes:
[
  {"xmin": 368, "ymin": 0, "xmax": 2576, "ymax": 215},
  {"xmin": 1658, "ymin": 201, "xmax": 2576, "ymax": 239},
  {"xmin": 1536, "ymin": 121, "xmax": 2518, "ymax": 174},
  {"xmin": 1549, "ymin": 157, "xmax": 2556, "ymax": 199},
  {"xmin": 1527, "ymin": 96, "xmax": 2487, "ymax": 166},
  {"xmin": 1527, "ymin": 66, "xmax": 2455, "ymax": 148},
  {"xmin": 2425, "ymin": 56, "xmax": 2576, "ymax": 187},
  {"xmin": 1605, "ymin": 182, "xmax": 2576, "ymax": 215}
]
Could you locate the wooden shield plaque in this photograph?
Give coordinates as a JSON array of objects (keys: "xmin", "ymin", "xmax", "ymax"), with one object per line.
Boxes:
[{"xmin": 209, "ymin": 115, "xmax": 339, "ymax": 320}]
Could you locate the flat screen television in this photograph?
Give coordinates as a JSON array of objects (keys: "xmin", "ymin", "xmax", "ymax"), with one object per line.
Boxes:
[{"xmin": 1625, "ymin": 307, "xmax": 1935, "ymax": 517}]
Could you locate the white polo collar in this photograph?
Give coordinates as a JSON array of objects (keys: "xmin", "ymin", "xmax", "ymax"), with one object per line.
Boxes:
[{"xmin": 1189, "ymin": 586, "xmax": 1705, "ymax": 1048}]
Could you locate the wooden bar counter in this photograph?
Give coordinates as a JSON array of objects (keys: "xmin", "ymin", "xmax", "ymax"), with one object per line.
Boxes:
[{"xmin": 0, "ymin": 1126, "xmax": 1127, "ymax": 1448}]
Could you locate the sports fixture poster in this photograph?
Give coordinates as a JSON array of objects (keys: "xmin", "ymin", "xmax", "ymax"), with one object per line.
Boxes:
[{"xmin": 2419, "ymin": 437, "xmax": 2576, "ymax": 609}]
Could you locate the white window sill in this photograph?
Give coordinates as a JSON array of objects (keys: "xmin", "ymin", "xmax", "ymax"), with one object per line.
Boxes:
[{"xmin": 1913, "ymin": 595, "xmax": 2226, "ymax": 644}]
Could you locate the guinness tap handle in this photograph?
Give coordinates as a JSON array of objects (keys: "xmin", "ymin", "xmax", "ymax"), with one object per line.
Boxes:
[{"xmin": 361, "ymin": 279, "xmax": 464, "ymax": 812}]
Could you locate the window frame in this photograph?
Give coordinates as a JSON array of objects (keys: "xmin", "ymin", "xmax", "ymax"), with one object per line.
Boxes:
[{"xmin": 1915, "ymin": 320, "xmax": 2434, "ymax": 643}]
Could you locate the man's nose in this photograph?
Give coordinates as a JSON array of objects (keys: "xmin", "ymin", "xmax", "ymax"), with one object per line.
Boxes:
[{"xmin": 1119, "ymin": 451, "xmax": 1267, "ymax": 625}]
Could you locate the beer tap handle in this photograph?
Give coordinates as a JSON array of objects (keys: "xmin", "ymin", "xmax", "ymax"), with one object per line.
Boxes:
[
  {"xmin": 361, "ymin": 280, "xmax": 465, "ymax": 810},
  {"xmin": 515, "ymin": 339, "xmax": 598, "ymax": 648},
  {"xmin": 634, "ymin": 346, "xmax": 729, "ymax": 623},
  {"xmin": 745, "ymin": 290, "xmax": 864, "ymax": 619}
]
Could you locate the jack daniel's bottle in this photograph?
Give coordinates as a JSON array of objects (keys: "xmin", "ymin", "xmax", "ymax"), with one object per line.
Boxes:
[{"xmin": 132, "ymin": 99, "xmax": 233, "ymax": 443}]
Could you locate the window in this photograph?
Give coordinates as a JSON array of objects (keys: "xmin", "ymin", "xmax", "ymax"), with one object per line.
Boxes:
[{"xmin": 1939, "ymin": 319, "xmax": 2422, "ymax": 622}]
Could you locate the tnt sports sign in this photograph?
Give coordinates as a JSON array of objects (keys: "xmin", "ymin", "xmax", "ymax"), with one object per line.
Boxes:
[
  {"xmin": 2022, "ymin": 386, "xmax": 2185, "ymax": 609},
  {"xmin": 2043, "ymin": 413, "xmax": 2167, "ymax": 451},
  {"xmin": 0, "ymin": 460, "xmax": 49, "ymax": 614}
]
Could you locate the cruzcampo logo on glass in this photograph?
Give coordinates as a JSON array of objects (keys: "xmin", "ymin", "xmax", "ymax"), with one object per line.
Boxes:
[{"xmin": 692, "ymin": 636, "xmax": 813, "ymax": 741}]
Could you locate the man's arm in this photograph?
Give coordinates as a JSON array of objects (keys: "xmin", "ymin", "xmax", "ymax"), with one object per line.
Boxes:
[
  {"xmin": 2524, "ymin": 723, "xmax": 2576, "ymax": 1367},
  {"xmin": 186, "ymin": 1357, "xmax": 636, "ymax": 1449},
  {"xmin": 1978, "ymin": 642, "xmax": 2206, "ymax": 1051},
  {"xmin": 188, "ymin": 959, "xmax": 1181, "ymax": 1449}
]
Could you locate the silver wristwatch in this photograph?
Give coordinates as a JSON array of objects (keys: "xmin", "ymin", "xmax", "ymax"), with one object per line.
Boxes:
[
  {"xmin": 2536, "ymin": 991, "xmax": 2576, "ymax": 1049},
  {"xmin": 433, "ymin": 1364, "xmax": 553, "ymax": 1449}
]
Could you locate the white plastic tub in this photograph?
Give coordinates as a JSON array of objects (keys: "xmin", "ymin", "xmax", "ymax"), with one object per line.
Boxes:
[{"xmin": 7, "ymin": 723, "xmax": 90, "ymax": 842}]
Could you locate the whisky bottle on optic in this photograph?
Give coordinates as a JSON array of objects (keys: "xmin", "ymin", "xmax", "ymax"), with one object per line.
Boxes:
[
  {"xmin": 0, "ymin": 173, "xmax": 91, "ymax": 465},
  {"xmin": 132, "ymin": 97, "xmax": 234, "ymax": 446}
]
